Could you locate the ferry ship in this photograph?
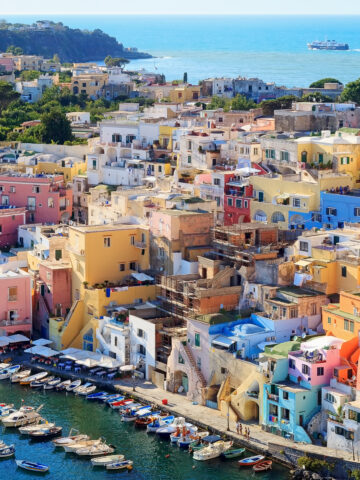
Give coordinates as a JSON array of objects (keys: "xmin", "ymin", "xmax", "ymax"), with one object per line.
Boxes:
[{"xmin": 307, "ymin": 40, "xmax": 349, "ymax": 51}]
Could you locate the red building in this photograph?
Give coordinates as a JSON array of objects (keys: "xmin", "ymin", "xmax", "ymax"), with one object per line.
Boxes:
[
  {"xmin": 0, "ymin": 173, "xmax": 72, "ymax": 224},
  {"xmin": 0, "ymin": 206, "xmax": 27, "ymax": 248}
]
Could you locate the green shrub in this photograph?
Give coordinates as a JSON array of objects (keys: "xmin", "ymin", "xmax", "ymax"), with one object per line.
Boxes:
[{"xmin": 297, "ymin": 456, "xmax": 334, "ymax": 473}]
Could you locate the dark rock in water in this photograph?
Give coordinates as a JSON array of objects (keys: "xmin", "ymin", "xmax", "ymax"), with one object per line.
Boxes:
[{"xmin": 290, "ymin": 469, "xmax": 336, "ymax": 480}]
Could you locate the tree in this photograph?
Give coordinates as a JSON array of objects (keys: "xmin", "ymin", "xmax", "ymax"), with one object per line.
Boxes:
[
  {"xmin": 0, "ymin": 82, "xmax": 20, "ymax": 112},
  {"xmin": 183, "ymin": 72, "xmax": 188, "ymax": 84},
  {"xmin": 231, "ymin": 94, "xmax": 256, "ymax": 111},
  {"xmin": 309, "ymin": 78, "xmax": 342, "ymax": 88},
  {"xmin": 104, "ymin": 56, "xmax": 129, "ymax": 69},
  {"xmin": 20, "ymin": 70, "xmax": 40, "ymax": 81},
  {"xmin": 52, "ymin": 53, "xmax": 60, "ymax": 63},
  {"xmin": 260, "ymin": 95, "xmax": 298, "ymax": 116},
  {"xmin": 341, "ymin": 78, "xmax": 360, "ymax": 104},
  {"xmin": 206, "ymin": 95, "xmax": 231, "ymax": 111},
  {"xmin": 300, "ymin": 92, "xmax": 334, "ymax": 103},
  {"xmin": 40, "ymin": 110, "xmax": 73, "ymax": 144},
  {"xmin": 6, "ymin": 45, "xmax": 23, "ymax": 55}
]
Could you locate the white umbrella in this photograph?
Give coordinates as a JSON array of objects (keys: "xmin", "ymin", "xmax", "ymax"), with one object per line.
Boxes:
[
  {"xmin": 32, "ymin": 339, "xmax": 53, "ymax": 347},
  {"xmin": 76, "ymin": 358, "xmax": 99, "ymax": 368},
  {"xmin": 8, "ymin": 334, "xmax": 29, "ymax": 343},
  {"xmin": 120, "ymin": 365, "xmax": 136, "ymax": 372},
  {"xmin": 24, "ymin": 345, "xmax": 59, "ymax": 357},
  {"xmin": 0, "ymin": 336, "xmax": 10, "ymax": 347}
]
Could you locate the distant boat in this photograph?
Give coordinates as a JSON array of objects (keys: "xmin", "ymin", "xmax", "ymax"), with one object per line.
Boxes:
[
  {"xmin": 0, "ymin": 365, "xmax": 21, "ymax": 380},
  {"xmin": 238, "ymin": 455, "xmax": 265, "ymax": 466},
  {"xmin": 253, "ymin": 460, "xmax": 272, "ymax": 472},
  {"xmin": 52, "ymin": 430, "xmax": 89, "ymax": 447},
  {"xmin": 66, "ymin": 379, "xmax": 81, "ymax": 392},
  {"xmin": 91, "ymin": 454, "xmax": 125, "ymax": 466},
  {"xmin": 222, "ymin": 447, "xmax": 245, "ymax": 459},
  {"xmin": 16, "ymin": 460, "xmax": 49, "ymax": 473},
  {"xmin": 106, "ymin": 459, "xmax": 133, "ymax": 471},
  {"xmin": 0, "ymin": 443, "xmax": 15, "ymax": 458},
  {"xmin": 307, "ymin": 40, "xmax": 349, "ymax": 50},
  {"xmin": 86, "ymin": 391, "xmax": 107, "ymax": 401},
  {"xmin": 11, "ymin": 369, "xmax": 31, "ymax": 383},
  {"xmin": 29, "ymin": 426, "xmax": 63, "ymax": 441},
  {"xmin": 20, "ymin": 371, "xmax": 48, "ymax": 385},
  {"xmin": 44, "ymin": 377, "xmax": 61, "ymax": 390},
  {"xmin": 55, "ymin": 379, "xmax": 71, "ymax": 391}
]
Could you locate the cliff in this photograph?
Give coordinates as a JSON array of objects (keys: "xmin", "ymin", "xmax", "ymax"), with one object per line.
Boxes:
[{"xmin": 0, "ymin": 22, "xmax": 152, "ymax": 62}]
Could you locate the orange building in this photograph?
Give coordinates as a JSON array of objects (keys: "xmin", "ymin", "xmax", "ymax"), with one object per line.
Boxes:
[{"xmin": 322, "ymin": 290, "xmax": 360, "ymax": 340}]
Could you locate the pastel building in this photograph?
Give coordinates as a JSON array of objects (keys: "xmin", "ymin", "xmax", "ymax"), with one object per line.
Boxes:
[
  {"xmin": 323, "ymin": 290, "xmax": 360, "ymax": 341},
  {"xmin": 0, "ymin": 173, "xmax": 72, "ymax": 224},
  {"xmin": 0, "ymin": 206, "xmax": 27, "ymax": 248},
  {"xmin": 320, "ymin": 189, "xmax": 360, "ymax": 229}
]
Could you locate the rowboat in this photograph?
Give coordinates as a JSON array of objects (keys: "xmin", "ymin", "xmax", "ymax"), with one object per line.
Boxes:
[
  {"xmin": 77, "ymin": 384, "xmax": 96, "ymax": 396},
  {"xmin": 103, "ymin": 394, "xmax": 123, "ymax": 403},
  {"xmin": 31, "ymin": 376, "xmax": 53, "ymax": 389},
  {"xmin": 11, "ymin": 369, "xmax": 31, "ymax": 383},
  {"xmin": 177, "ymin": 430, "xmax": 209, "ymax": 449},
  {"xmin": 193, "ymin": 441, "xmax": 233, "ymax": 461},
  {"xmin": 75, "ymin": 443, "xmax": 115, "ymax": 456},
  {"xmin": 43, "ymin": 377, "xmax": 61, "ymax": 390},
  {"xmin": 64, "ymin": 438, "xmax": 101, "ymax": 453},
  {"xmin": 55, "ymin": 379, "xmax": 71, "ymax": 391},
  {"xmin": 86, "ymin": 391, "xmax": 107, "ymax": 401},
  {"xmin": 91, "ymin": 454, "xmax": 125, "ymax": 466},
  {"xmin": 16, "ymin": 460, "xmax": 49, "ymax": 473},
  {"xmin": 238, "ymin": 455, "xmax": 265, "ymax": 466},
  {"xmin": 0, "ymin": 444, "xmax": 15, "ymax": 458},
  {"xmin": 19, "ymin": 419, "xmax": 55, "ymax": 434},
  {"xmin": 29, "ymin": 426, "xmax": 63, "ymax": 440},
  {"xmin": 147, "ymin": 415, "xmax": 174, "ymax": 433},
  {"xmin": 253, "ymin": 460, "xmax": 272, "ymax": 472},
  {"xmin": 73, "ymin": 382, "xmax": 92, "ymax": 395},
  {"xmin": 20, "ymin": 371, "xmax": 48, "ymax": 385},
  {"xmin": 53, "ymin": 432, "xmax": 89, "ymax": 447},
  {"xmin": 106, "ymin": 459, "xmax": 133, "ymax": 471},
  {"xmin": 222, "ymin": 447, "xmax": 246, "ymax": 459},
  {"xmin": 66, "ymin": 379, "xmax": 81, "ymax": 392},
  {"xmin": 0, "ymin": 365, "xmax": 21, "ymax": 380}
]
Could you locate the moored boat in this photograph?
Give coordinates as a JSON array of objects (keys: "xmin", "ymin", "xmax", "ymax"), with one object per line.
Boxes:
[
  {"xmin": 55, "ymin": 379, "xmax": 71, "ymax": 391},
  {"xmin": 0, "ymin": 443, "xmax": 15, "ymax": 458},
  {"xmin": 66, "ymin": 379, "xmax": 81, "ymax": 392},
  {"xmin": 77, "ymin": 384, "xmax": 96, "ymax": 396},
  {"xmin": 86, "ymin": 391, "xmax": 107, "ymax": 401},
  {"xmin": 193, "ymin": 441, "xmax": 233, "ymax": 461},
  {"xmin": 64, "ymin": 438, "xmax": 101, "ymax": 453},
  {"xmin": 31, "ymin": 375, "xmax": 52, "ymax": 389},
  {"xmin": 91, "ymin": 454, "xmax": 125, "ymax": 466},
  {"xmin": 16, "ymin": 459, "xmax": 49, "ymax": 473},
  {"xmin": 19, "ymin": 419, "xmax": 55, "ymax": 434},
  {"xmin": 147, "ymin": 415, "xmax": 174, "ymax": 433},
  {"xmin": 53, "ymin": 432, "xmax": 89, "ymax": 447},
  {"xmin": 238, "ymin": 455, "xmax": 265, "ymax": 467},
  {"xmin": 253, "ymin": 460, "xmax": 272, "ymax": 472},
  {"xmin": 43, "ymin": 377, "xmax": 61, "ymax": 390},
  {"xmin": 0, "ymin": 365, "xmax": 21, "ymax": 380},
  {"xmin": 29, "ymin": 426, "xmax": 63, "ymax": 441},
  {"xmin": 156, "ymin": 416, "xmax": 187, "ymax": 437},
  {"xmin": 75, "ymin": 443, "xmax": 115, "ymax": 457},
  {"xmin": 222, "ymin": 447, "xmax": 246, "ymax": 459},
  {"xmin": 20, "ymin": 371, "xmax": 48, "ymax": 385},
  {"xmin": 11, "ymin": 369, "xmax": 31, "ymax": 383},
  {"xmin": 106, "ymin": 459, "xmax": 133, "ymax": 471},
  {"xmin": 104, "ymin": 394, "xmax": 123, "ymax": 404},
  {"xmin": 2, "ymin": 405, "xmax": 43, "ymax": 428}
]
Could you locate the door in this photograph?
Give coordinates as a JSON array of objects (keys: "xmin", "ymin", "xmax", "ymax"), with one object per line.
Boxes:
[
  {"xmin": 299, "ymin": 415, "xmax": 304, "ymax": 426},
  {"xmin": 258, "ymin": 192, "xmax": 264, "ymax": 202},
  {"xmin": 182, "ymin": 373, "xmax": 189, "ymax": 392}
]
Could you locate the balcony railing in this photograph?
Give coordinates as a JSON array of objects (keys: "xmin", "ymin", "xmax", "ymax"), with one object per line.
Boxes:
[
  {"xmin": 0, "ymin": 318, "xmax": 31, "ymax": 327},
  {"xmin": 133, "ymin": 241, "xmax": 146, "ymax": 249}
]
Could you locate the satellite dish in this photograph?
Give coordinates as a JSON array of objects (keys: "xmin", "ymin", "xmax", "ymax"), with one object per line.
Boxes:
[{"xmin": 301, "ymin": 333, "xmax": 306, "ymax": 339}]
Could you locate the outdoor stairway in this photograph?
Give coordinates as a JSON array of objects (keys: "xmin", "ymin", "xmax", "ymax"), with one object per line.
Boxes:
[{"xmin": 183, "ymin": 344, "xmax": 207, "ymax": 388}]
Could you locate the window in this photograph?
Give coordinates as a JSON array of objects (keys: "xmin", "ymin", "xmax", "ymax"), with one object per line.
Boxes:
[
  {"xmin": 0, "ymin": 225, "xmax": 2, "ymax": 234},
  {"xmin": 236, "ymin": 199, "xmax": 242, "ymax": 208},
  {"xmin": 318, "ymin": 153, "xmax": 324, "ymax": 163},
  {"xmin": 299, "ymin": 241, "xmax": 309, "ymax": 252},
  {"xmin": 55, "ymin": 249, "xmax": 62, "ymax": 261},
  {"xmin": 114, "ymin": 336, "xmax": 118, "ymax": 347},
  {"xmin": 195, "ymin": 332, "xmax": 200, "ymax": 347},
  {"xmin": 27, "ymin": 197, "xmax": 36, "ymax": 210},
  {"xmin": 293, "ymin": 197, "xmax": 301, "ymax": 208},
  {"xmin": 187, "ymin": 155, "xmax": 192, "ymax": 164},
  {"xmin": 311, "ymin": 213, "xmax": 322, "ymax": 222},
  {"xmin": 302, "ymin": 364, "xmax": 310, "ymax": 375},
  {"xmin": 130, "ymin": 235, "xmax": 135, "ymax": 245},
  {"xmin": 87, "ymin": 305, "xmax": 94, "ymax": 315},
  {"xmin": 244, "ymin": 200, "xmax": 248, "ymax": 208},
  {"xmin": 159, "ymin": 247, "xmax": 165, "ymax": 258},
  {"xmin": 178, "ymin": 354, "xmax": 184, "ymax": 364},
  {"xmin": 129, "ymin": 261, "xmax": 136, "ymax": 270},
  {"xmin": 10, "ymin": 186, "xmax": 15, "ymax": 193},
  {"xmin": 317, "ymin": 367, "xmax": 324, "ymax": 376},
  {"xmin": 326, "ymin": 393, "xmax": 335, "ymax": 403},
  {"xmin": 289, "ymin": 359, "xmax": 295, "ymax": 369},
  {"xmin": 326, "ymin": 207, "xmax": 337, "ymax": 216},
  {"xmin": 265, "ymin": 149, "xmax": 275, "ymax": 159},
  {"xmin": 344, "ymin": 319, "xmax": 354, "ymax": 332},
  {"xmin": 253, "ymin": 148, "xmax": 259, "ymax": 155},
  {"xmin": 215, "ymin": 197, "xmax": 220, "ymax": 207},
  {"xmin": 137, "ymin": 328, "xmax": 144, "ymax": 338},
  {"xmin": 328, "ymin": 316, "xmax": 331, "ymax": 324},
  {"xmin": 92, "ymin": 159, "xmax": 97, "ymax": 169},
  {"xmin": 227, "ymin": 198, "xmax": 233, "ymax": 207},
  {"xmin": 213, "ymin": 178, "xmax": 220, "ymax": 186},
  {"xmin": 48, "ymin": 198, "xmax": 54, "ymax": 208},
  {"xmin": 283, "ymin": 391, "xmax": 289, "ymax": 400},
  {"xmin": 138, "ymin": 344, "xmax": 146, "ymax": 355},
  {"xmin": 221, "ymin": 367, "xmax": 227, "ymax": 374},
  {"xmin": 342, "ymin": 266, "xmax": 347, "ymax": 278},
  {"xmin": 2, "ymin": 195, "xmax": 9, "ymax": 206},
  {"xmin": 310, "ymin": 303, "xmax": 317, "ymax": 315},
  {"xmin": 8, "ymin": 286, "xmax": 17, "ymax": 301},
  {"xmin": 335, "ymin": 426, "xmax": 354, "ymax": 440},
  {"xmin": 280, "ymin": 151, "xmax": 289, "ymax": 161},
  {"xmin": 281, "ymin": 407, "xmax": 290, "ymax": 420},
  {"xmin": 341, "ymin": 157, "xmax": 350, "ymax": 165},
  {"xmin": 32, "ymin": 186, "xmax": 40, "ymax": 194},
  {"xmin": 119, "ymin": 263, "xmax": 125, "ymax": 271},
  {"xmin": 104, "ymin": 237, "xmax": 111, "ymax": 248},
  {"xmin": 348, "ymin": 409, "xmax": 360, "ymax": 423},
  {"xmin": 354, "ymin": 208, "xmax": 360, "ymax": 217}
]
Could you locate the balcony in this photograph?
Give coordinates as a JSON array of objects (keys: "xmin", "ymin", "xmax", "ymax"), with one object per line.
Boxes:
[{"xmin": 133, "ymin": 241, "xmax": 146, "ymax": 249}]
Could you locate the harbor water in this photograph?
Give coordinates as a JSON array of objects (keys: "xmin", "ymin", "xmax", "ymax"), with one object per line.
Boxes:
[{"xmin": 0, "ymin": 382, "xmax": 289, "ymax": 479}]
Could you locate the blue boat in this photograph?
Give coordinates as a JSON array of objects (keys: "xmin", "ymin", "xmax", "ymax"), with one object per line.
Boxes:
[
  {"xmin": 86, "ymin": 391, "xmax": 107, "ymax": 401},
  {"xmin": 147, "ymin": 415, "xmax": 174, "ymax": 433},
  {"xmin": 0, "ymin": 443, "xmax": 15, "ymax": 458},
  {"xmin": 16, "ymin": 459, "xmax": 49, "ymax": 472},
  {"xmin": 0, "ymin": 365, "xmax": 21, "ymax": 380},
  {"xmin": 103, "ymin": 394, "xmax": 123, "ymax": 403}
]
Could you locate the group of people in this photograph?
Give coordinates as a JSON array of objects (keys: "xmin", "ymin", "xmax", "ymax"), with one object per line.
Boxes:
[{"xmin": 236, "ymin": 421, "xmax": 250, "ymax": 439}]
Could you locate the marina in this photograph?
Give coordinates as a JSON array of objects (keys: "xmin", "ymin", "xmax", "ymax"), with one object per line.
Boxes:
[{"xmin": 0, "ymin": 377, "xmax": 289, "ymax": 479}]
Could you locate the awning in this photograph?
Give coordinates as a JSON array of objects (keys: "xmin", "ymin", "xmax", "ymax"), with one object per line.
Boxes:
[
  {"xmin": 257, "ymin": 341, "xmax": 277, "ymax": 351},
  {"xmin": 0, "ymin": 336, "xmax": 10, "ymax": 347},
  {"xmin": 120, "ymin": 364, "xmax": 136, "ymax": 372},
  {"xmin": 60, "ymin": 347, "xmax": 81, "ymax": 355},
  {"xmin": 24, "ymin": 346, "xmax": 59, "ymax": 357},
  {"xmin": 295, "ymin": 259, "xmax": 313, "ymax": 267},
  {"xmin": 132, "ymin": 272, "xmax": 154, "ymax": 282},
  {"xmin": 32, "ymin": 338, "xmax": 53, "ymax": 347},
  {"xmin": 8, "ymin": 334, "xmax": 29, "ymax": 343},
  {"xmin": 277, "ymin": 193, "xmax": 290, "ymax": 200},
  {"xmin": 76, "ymin": 358, "xmax": 99, "ymax": 368},
  {"xmin": 211, "ymin": 335, "xmax": 236, "ymax": 349}
]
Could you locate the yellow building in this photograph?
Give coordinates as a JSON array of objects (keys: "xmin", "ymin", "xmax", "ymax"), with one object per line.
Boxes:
[
  {"xmin": 169, "ymin": 85, "xmax": 200, "ymax": 103},
  {"xmin": 71, "ymin": 73, "xmax": 108, "ymax": 99},
  {"xmin": 30, "ymin": 158, "xmax": 87, "ymax": 183},
  {"xmin": 159, "ymin": 125, "xmax": 178, "ymax": 151},
  {"xmin": 58, "ymin": 224, "xmax": 156, "ymax": 349},
  {"xmin": 250, "ymin": 171, "xmax": 353, "ymax": 229}
]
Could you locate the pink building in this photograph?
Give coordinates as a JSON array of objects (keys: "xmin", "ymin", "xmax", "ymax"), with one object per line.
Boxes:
[
  {"xmin": 0, "ymin": 206, "xmax": 27, "ymax": 248},
  {"xmin": 0, "ymin": 173, "xmax": 72, "ymax": 224},
  {"xmin": 0, "ymin": 269, "xmax": 32, "ymax": 336},
  {"xmin": 0, "ymin": 58, "xmax": 14, "ymax": 72},
  {"xmin": 34, "ymin": 261, "xmax": 72, "ymax": 337},
  {"xmin": 288, "ymin": 336, "xmax": 344, "ymax": 387}
]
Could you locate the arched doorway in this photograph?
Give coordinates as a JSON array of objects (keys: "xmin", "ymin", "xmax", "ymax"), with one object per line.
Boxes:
[
  {"xmin": 243, "ymin": 400, "xmax": 259, "ymax": 421},
  {"xmin": 253, "ymin": 210, "xmax": 267, "ymax": 222},
  {"xmin": 271, "ymin": 212, "xmax": 285, "ymax": 224}
]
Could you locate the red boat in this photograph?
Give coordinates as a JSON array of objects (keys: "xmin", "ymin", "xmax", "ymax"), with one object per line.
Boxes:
[
  {"xmin": 135, "ymin": 416, "xmax": 154, "ymax": 428},
  {"xmin": 110, "ymin": 399, "xmax": 133, "ymax": 409},
  {"xmin": 253, "ymin": 460, "xmax": 272, "ymax": 472},
  {"xmin": 238, "ymin": 455, "xmax": 265, "ymax": 467}
]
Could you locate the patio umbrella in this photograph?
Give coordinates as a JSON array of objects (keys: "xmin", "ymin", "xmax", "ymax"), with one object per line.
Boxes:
[
  {"xmin": 0, "ymin": 336, "xmax": 10, "ymax": 347},
  {"xmin": 32, "ymin": 339, "xmax": 53, "ymax": 347},
  {"xmin": 76, "ymin": 358, "xmax": 99, "ymax": 368},
  {"xmin": 8, "ymin": 334, "xmax": 30, "ymax": 343},
  {"xmin": 120, "ymin": 365, "xmax": 136, "ymax": 372}
]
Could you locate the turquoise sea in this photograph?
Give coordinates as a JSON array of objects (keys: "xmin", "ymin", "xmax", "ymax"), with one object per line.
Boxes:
[
  {"xmin": 0, "ymin": 382, "xmax": 289, "ymax": 479},
  {"xmin": 4, "ymin": 14, "xmax": 360, "ymax": 86}
]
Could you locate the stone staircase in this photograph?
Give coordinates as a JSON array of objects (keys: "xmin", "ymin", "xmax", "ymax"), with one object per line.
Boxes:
[{"xmin": 183, "ymin": 344, "xmax": 207, "ymax": 388}]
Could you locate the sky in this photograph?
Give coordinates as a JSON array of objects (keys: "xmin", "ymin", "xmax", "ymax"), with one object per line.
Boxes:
[{"xmin": 4, "ymin": 0, "xmax": 360, "ymax": 15}]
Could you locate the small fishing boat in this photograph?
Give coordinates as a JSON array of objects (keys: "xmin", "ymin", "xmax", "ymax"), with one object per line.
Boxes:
[
  {"xmin": 2, "ymin": 405, "xmax": 43, "ymax": 428},
  {"xmin": 177, "ymin": 430, "xmax": 209, "ymax": 449},
  {"xmin": 170, "ymin": 423, "xmax": 194, "ymax": 443},
  {"xmin": 16, "ymin": 459, "xmax": 49, "ymax": 473},
  {"xmin": 20, "ymin": 371, "xmax": 48, "ymax": 385},
  {"xmin": 11, "ymin": 369, "xmax": 31, "ymax": 383},
  {"xmin": 222, "ymin": 447, "xmax": 246, "ymax": 459},
  {"xmin": 104, "ymin": 394, "xmax": 123, "ymax": 404},
  {"xmin": 91, "ymin": 454, "xmax": 125, "ymax": 466},
  {"xmin": 135, "ymin": 414, "xmax": 159, "ymax": 428},
  {"xmin": 73, "ymin": 382, "xmax": 91, "ymax": 395},
  {"xmin": 0, "ymin": 404, "xmax": 15, "ymax": 418},
  {"xmin": 121, "ymin": 405, "xmax": 151, "ymax": 422},
  {"xmin": 156, "ymin": 417, "xmax": 187, "ymax": 438},
  {"xmin": 193, "ymin": 441, "xmax": 233, "ymax": 461},
  {"xmin": 75, "ymin": 443, "xmax": 115, "ymax": 457},
  {"xmin": 147, "ymin": 415, "xmax": 174, "ymax": 433},
  {"xmin": 0, "ymin": 443, "xmax": 15, "ymax": 458},
  {"xmin": 66, "ymin": 379, "xmax": 81, "ymax": 392},
  {"xmin": 29, "ymin": 426, "xmax": 63, "ymax": 441},
  {"xmin": 238, "ymin": 455, "xmax": 265, "ymax": 467},
  {"xmin": 0, "ymin": 365, "xmax": 21, "ymax": 380},
  {"xmin": 106, "ymin": 459, "xmax": 133, "ymax": 471},
  {"xmin": 53, "ymin": 430, "xmax": 89, "ymax": 447},
  {"xmin": 253, "ymin": 460, "xmax": 272, "ymax": 472},
  {"xmin": 19, "ymin": 419, "xmax": 55, "ymax": 434},
  {"xmin": 55, "ymin": 379, "xmax": 71, "ymax": 391},
  {"xmin": 64, "ymin": 439, "xmax": 101, "ymax": 453},
  {"xmin": 77, "ymin": 384, "xmax": 96, "ymax": 396},
  {"xmin": 43, "ymin": 377, "xmax": 61, "ymax": 390},
  {"xmin": 31, "ymin": 375, "xmax": 52, "ymax": 389},
  {"xmin": 86, "ymin": 391, "xmax": 107, "ymax": 401}
]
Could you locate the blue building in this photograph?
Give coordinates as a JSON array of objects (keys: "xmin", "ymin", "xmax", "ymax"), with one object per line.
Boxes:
[{"xmin": 320, "ymin": 190, "xmax": 360, "ymax": 229}]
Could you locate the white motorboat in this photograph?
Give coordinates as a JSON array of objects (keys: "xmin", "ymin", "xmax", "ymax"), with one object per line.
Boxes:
[
  {"xmin": 156, "ymin": 417, "xmax": 188, "ymax": 437},
  {"xmin": 53, "ymin": 432, "xmax": 89, "ymax": 447},
  {"xmin": 0, "ymin": 404, "xmax": 15, "ymax": 418},
  {"xmin": 0, "ymin": 365, "xmax": 21, "ymax": 380},
  {"xmin": 91, "ymin": 454, "xmax": 125, "ymax": 466},
  {"xmin": 44, "ymin": 377, "xmax": 61, "ymax": 390},
  {"xmin": 64, "ymin": 438, "xmax": 101, "ymax": 453},
  {"xmin": 30, "ymin": 375, "xmax": 52, "ymax": 388},
  {"xmin": 75, "ymin": 443, "xmax": 115, "ymax": 457},
  {"xmin": 66, "ymin": 379, "xmax": 81, "ymax": 392},
  {"xmin": 2, "ymin": 405, "xmax": 43, "ymax": 428},
  {"xmin": 0, "ymin": 443, "xmax": 15, "ymax": 458},
  {"xmin": 147, "ymin": 415, "xmax": 174, "ymax": 433},
  {"xmin": 75, "ymin": 383, "xmax": 96, "ymax": 396},
  {"xmin": 20, "ymin": 371, "xmax": 48, "ymax": 385},
  {"xmin": 193, "ymin": 440, "xmax": 233, "ymax": 461},
  {"xmin": 19, "ymin": 419, "xmax": 55, "ymax": 434},
  {"xmin": 11, "ymin": 369, "xmax": 31, "ymax": 383},
  {"xmin": 106, "ymin": 460, "xmax": 133, "ymax": 471}
]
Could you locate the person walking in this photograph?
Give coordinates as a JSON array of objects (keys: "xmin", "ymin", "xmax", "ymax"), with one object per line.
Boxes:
[
  {"xmin": 236, "ymin": 421, "xmax": 240, "ymax": 434},
  {"xmin": 239, "ymin": 423, "xmax": 243, "ymax": 436}
]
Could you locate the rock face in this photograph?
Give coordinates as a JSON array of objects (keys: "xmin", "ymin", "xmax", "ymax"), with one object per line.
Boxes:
[
  {"xmin": 0, "ymin": 23, "xmax": 152, "ymax": 62},
  {"xmin": 290, "ymin": 468, "xmax": 336, "ymax": 480}
]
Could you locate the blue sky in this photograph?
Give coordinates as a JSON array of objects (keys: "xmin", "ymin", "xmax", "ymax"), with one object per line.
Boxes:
[{"xmin": 4, "ymin": 0, "xmax": 360, "ymax": 15}]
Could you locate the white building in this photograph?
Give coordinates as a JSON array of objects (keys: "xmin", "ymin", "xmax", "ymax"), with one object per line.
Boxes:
[{"xmin": 96, "ymin": 316, "xmax": 130, "ymax": 365}]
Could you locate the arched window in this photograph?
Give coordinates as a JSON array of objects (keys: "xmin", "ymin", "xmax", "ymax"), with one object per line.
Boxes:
[{"xmin": 271, "ymin": 212, "xmax": 285, "ymax": 223}]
